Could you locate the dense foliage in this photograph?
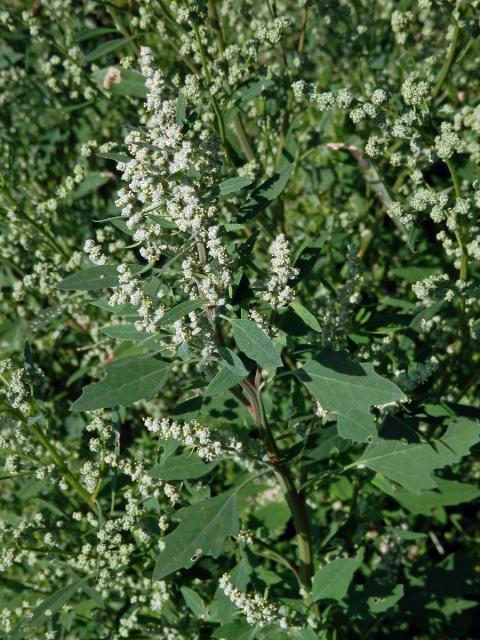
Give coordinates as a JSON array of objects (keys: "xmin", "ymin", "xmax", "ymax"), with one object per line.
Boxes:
[{"xmin": 1, "ymin": 1, "xmax": 479, "ymax": 638}]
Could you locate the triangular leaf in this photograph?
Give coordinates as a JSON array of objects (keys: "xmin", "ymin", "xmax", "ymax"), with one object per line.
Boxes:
[
  {"xmin": 299, "ymin": 349, "xmax": 406, "ymax": 442},
  {"xmin": 181, "ymin": 586, "xmax": 208, "ymax": 618},
  {"xmin": 218, "ymin": 347, "xmax": 250, "ymax": 377},
  {"xmin": 153, "ymin": 491, "xmax": 239, "ymax": 580},
  {"xmin": 372, "ymin": 475, "xmax": 480, "ymax": 514},
  {"xmin": 71, "ymin": 355, "xmax": 171, "ymax": 411},
  {"xmin": 368, "ymin": 584, "xmax": 404, "ymax": 614},
  {"xmin": 344, "ymin": 409, "xmax": 378, "ymax": 443},
  {"xmin": 358, "ymin": 418, "xmax": 480, "ymax": 493},
  {"xmin": 305, "ymin": 425, "xmax": 349, "ymax": 463}
]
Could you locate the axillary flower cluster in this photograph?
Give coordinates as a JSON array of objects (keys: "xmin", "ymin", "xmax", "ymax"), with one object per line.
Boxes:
[
  {"xmin": 144, "ymin": 416, "xmax": 243, "ymax": 461},
  {"xmin": 88, "ymin": 47, "xmax": 232, "ymax": 344},
  {"xmin": 219, "ymin": 573, "xmax": 289, "ymax": 630}
]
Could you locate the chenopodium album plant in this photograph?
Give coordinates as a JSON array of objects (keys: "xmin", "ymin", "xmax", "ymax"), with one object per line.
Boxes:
[{"xmin": 1, "ymin": 1, "xmax": 480, "ymax": 638}]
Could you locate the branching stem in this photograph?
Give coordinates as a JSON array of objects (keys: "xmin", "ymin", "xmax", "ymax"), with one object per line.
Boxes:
[
  {"xmin": 445, "ymin": 158, "xmax": 468, "ymax": 282},
  {"xmin": 275, "ymin": 5, "xmax": 309, "ymax": 165},
  {"xmin": 432, "ymin": 24, "xmax": 460, "ymax": 100},
  {"xmin": 30, "ymin": 421, "xmax": 97, "ymax": 513},
  {"xmin": 240, "ymin": 378, "xmax": 314, "ymax": 605},
  {"xmin": 207, "ymin": 0, "xmax": 257, "ymax": 162}
]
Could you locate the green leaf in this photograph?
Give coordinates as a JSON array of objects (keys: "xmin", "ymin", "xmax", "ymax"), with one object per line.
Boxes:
[
  {"xmin": 181, "ymin": 586, "xmax": 208, "ymax": 618},
  {"xmin": 410, "ymin": 300, "xmax": 444, "ymax": 332},
  {"xmin": 228, "ymin": 318, "xmax": 282, "ymax": 369},
  {"xmin": 71, "ymin": 355, "xmax": 171, "ymax": 411},
  {"xmin": 306, "ymin": 425, "xmax": 348, "ymax": 463},
  {"xmin": 218, "ymin": 176, "xmax": 253, "ymax": 197},
  {"xmin": 76, "ymin": 27, "xmax": 118, "ymax": 42},
  {"xmin": 91, "ymin": 67, "xmax": 147, "ymax": 98},
  {"xmin": 153, "ymin": 491, "xmax": 239, "ymax": 580},
  {"xmin": 57, "ymin": 265, "xmax": 142, "ymax": 291},
  {"xmin": 368, "ymin": 584, "xmax": 404, "ymax": 614},
  {"xmin": 298, "ymin": 349, "xmax": 406, "ymax": 442},
  {"xmin": 236, "ymin": 164, "xmax": 294, "ymax": 223},
  {"xmin": 289, "ymin": 301, "xmax": 322, "ymax": 332},
  {"xmin": 150, "ymin": 452, "xmax": 217, "ymax": 481},
  {"xmin": 358, "ymin": 418, "xmax": 480, "ymax": 493},
  {"xmin": 109, "ymin": 218, "xmax": 134, "ymax": 236},
  {"xmin": 312, "ymin": 557, "xmax": 360, "ymax": 602},
  {"xmin": 157, "ymin": 299, "xmax": 205, "ymax": 327},
  {"xmin": 78, "ymin": 581, "xmax": 105, "ymax": 610},
  {"xmin": 82, "ymin": 36, "xmax": 135, "ymax": 64},
  {"xmin": 294, "ymin": 630, "xmax": 319, "ymax": 640},
  {"xmin": 212, "ymin": 622, "xmax": 257, "ymax": 640},
  {"xmin": 218, "ymin": 347, "xmax": 250, "ymax": 377},
  {"xmin": 205, "ymin": 366, "xmax": 247, "ymax": 397},
  {"xmin": 100, "ymin": 324, "xmax": 151, "ymax": 341},
  {"xmin": 239, "ymin": 77, "xmax": 273, "ymax": 102},
  {"xmin": 176, "ymin": 92, "xmax": 186, "ymax": 124},
  {"xmin": 113, "ymin": 70, "xmax": 146, "ymax": 97},
  {"xmin": 96, "ymin": 152, "xmax": 131, "ymax": 163},
  {"xmin": 373, "ymin": 475, "xmax": 480, "ymax": 513},
  {"xmin": 89, "ymin": 297, "xmax": 138, "ymax": 317},
  {"xmin": 57, "ymin": 265, "xmax": 119, "ymax": 290},
  {"xmin": 73, "ymin": 171, "xmax": 111, "ymax": 199},
  {"xmin": 9, "ymin": 577, "xmax": 88, "ymax": 639},
  {"xmin": 386, "ymin": 527, "xmax": 426, "ymax": 541},
  {"xmin": 293, "ymin": 240, "xmax": 324, "ymax": 284},
  {"xmin": 254, "ymin": 499, "xmax": 290, "ymax": 530}
]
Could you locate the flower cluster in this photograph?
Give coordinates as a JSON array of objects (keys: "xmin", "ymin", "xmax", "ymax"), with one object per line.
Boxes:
[
  {"xmin": 263, "ymin": 233, "xmax": 299, "ymax": 308},
  {"xmin": 1, "ymin": 2, "xmax": 480, "ymax": 639},
  {"xmin": 144, "ymin": 416, "xmax": 243, "ymax": 461},
  {"xmin": 219, "ymin": 573, "xmax": 289, "ymax": 630},
  {"xmin": 395, "ymin": 357, "xmax": 439, "ymax": 393},
  {"xmin": 0, "ymin": 360, "xmax": 32, "ymax": 416},
  {"xmin": 322, "ymin": 244, "xmax": 363, "ymax": 345}
]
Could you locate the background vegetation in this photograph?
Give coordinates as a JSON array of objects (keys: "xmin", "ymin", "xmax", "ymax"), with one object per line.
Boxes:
[{"xmin": 1, "ymin": 1, "xmax": 479, "ymax": 638}]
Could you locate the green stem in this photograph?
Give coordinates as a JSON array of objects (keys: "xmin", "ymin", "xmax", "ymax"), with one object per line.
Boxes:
[
  {"xmin": 0, "ymin": 255, "xmax": 24, "ymax": 276},
  {"xmin": 23, "ymin": 211, "xmax": 68, "ymax": 257},
  {"xmin": 0, "ymin": 470, "xmax": 35, "ymax": 480},
  {"xmin": 240, "ymin": 379, "xmax": 314, "ymax": 603},
  {"xmin": 275, "ymin": 5, "xmax": 309, "ymax": 165},
  {"xmin": 92, "ymin": 450, "xmax": 105, "ymax": 500},
  {"xmin": 445, "ymin": 158, "xmax": 468, "ymax": 281},
  {"xmin": 30, "ymin": 422, "xmax": 96, "ymax": 512},
  {"xmin": 207, "ymin": 0, "xmax": 256, "ymax": 162},
  {"xmin": 432, "ymin": 24, "xmax": 460, "ymax": 100},
  {"xmin": 106, "ymin": 5, "xmax": 138, "ymax": 56},
  {"xmin": 252, "ymin": 537, "xmax": 302, "ymax": 586},
  {"xmin": 0, "ymin": 171, "xmax": 67, "ymax": 257},
  {"xmin": 207, "ymin": 0, "xmax": 225, "ymax": 55},
  {"xmin": 192, "ymin": 24, "xmax": 230, "ymax": 161}
]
